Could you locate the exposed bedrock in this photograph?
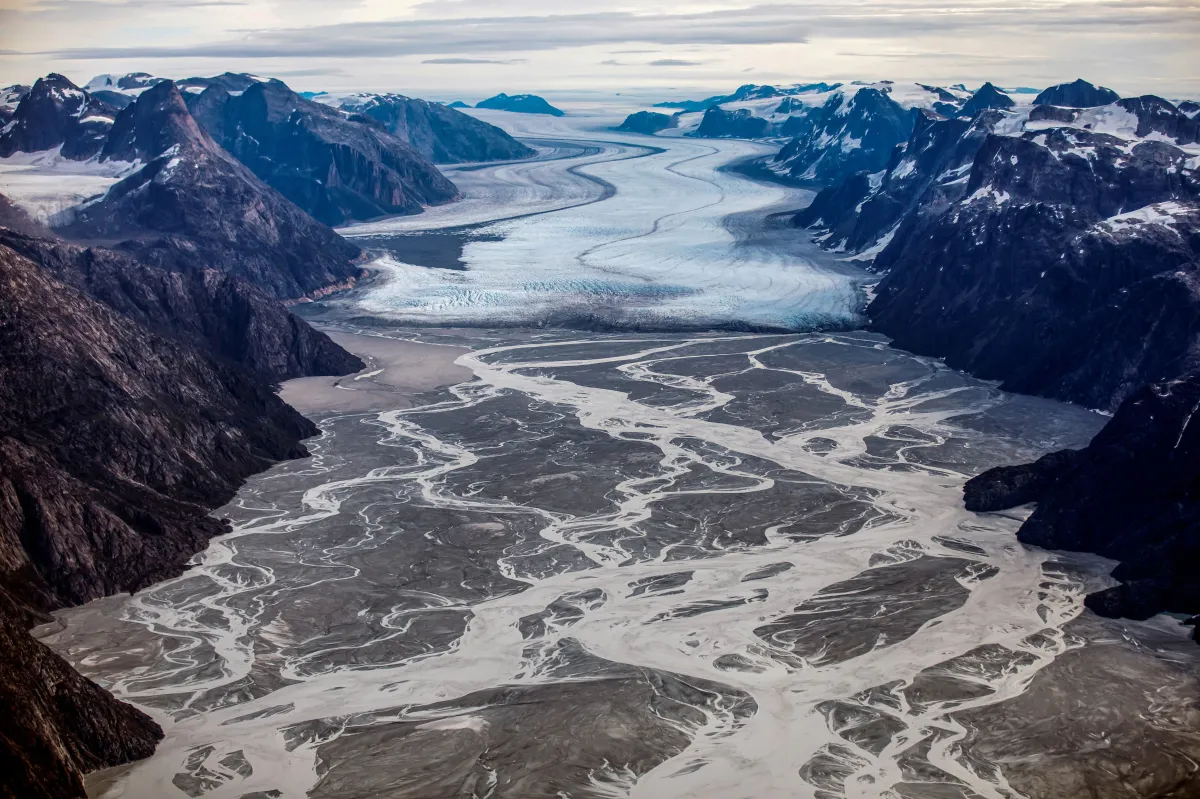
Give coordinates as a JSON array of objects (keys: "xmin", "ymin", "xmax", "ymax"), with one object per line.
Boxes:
[{"xmin": 965, "ymin": 371, "xmax": 1200, "ymax": 624}]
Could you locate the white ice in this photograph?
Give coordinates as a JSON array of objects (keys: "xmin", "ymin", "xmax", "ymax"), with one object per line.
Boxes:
[
  {"xmin": 342, "ymin": 108, "xmax": 866, "ymax": 331},
  {"xmin": 0, "ymin": 147, "xmax": 137, "ymax": 223}
]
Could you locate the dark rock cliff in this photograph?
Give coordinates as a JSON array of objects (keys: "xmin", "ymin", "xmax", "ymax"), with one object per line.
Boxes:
[
  {"xmin": 334, "ymin": 94, "xmax": 533, "ymax": 164},
  {"xmin": 775, "ymin": 88, "xmax": 915, "ymax": 184},
  {"xmin": 691, "ymin": 106, "xmax": 770, "ymax": 139},
  {"xmin": 55, "ymin": 81, "xmax": 363, "ymax": 299},
  {"xmin": 1034, "ymin": 79, "xmax": 1120, "ymax": 108},
  {"xmin": 867, "ymin": 110, "xmax": 1200, "ymax": 411},
  {"xmin": 0, "ymin": 229, "xmax": 363, "ymax": 383},
  {"xmin": 0, "ymin": 235, "xmax": 357, "ymax": 796},
  {"xmin": 186, "ymin": 80, "xmax": 459, "ymax": 226},
  {"xmin": 955, "ymin": 82, "xmax": 1013, "ymax": 118},
  {"xmin": 617, "ymin": 111, "xmax": 678, "ymax": 135},
  {"xmin": 0, "ymin": 74, "xmax": 117, "ymax": 160},
  {"xmin": 964, "ymin": 371, "xmax": 1200, "ymax": 625},
  {"xmin": 0, "ymin": 587, "xmax": 162, "ymax": 799},
  {"xmin": 476, "ymin": 93, "xmax": 565, "ymax": 117}
]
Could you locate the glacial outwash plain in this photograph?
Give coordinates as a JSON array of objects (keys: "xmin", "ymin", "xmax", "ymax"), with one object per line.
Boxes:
[{"xmin": 22, "ymin": 104, "xmax": 1200, "ymax": 799}]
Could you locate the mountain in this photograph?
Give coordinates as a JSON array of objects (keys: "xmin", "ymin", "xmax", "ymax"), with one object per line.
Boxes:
[
  {"xmin": 47, "ymin": 80, "xmax": 364, "ymax": 299},
  {"xmin": 866, "ymin": 98, "xmax": 1200, "ymax": 411},
  {"xmin": 0, "ymin": 84, "xmax": 30, "ymax": 126},
  {"xmin": 955, "ymin": 82, "xmax": 1014, "ymax": 118},
  {"xmin": 186, "ymin": 80, "xmax": 459, "ymax": 226},
  {"xmin": 82, "ymin": 72, "xmax": 168, "ymax": 110},
  {"xmin": 774, "ymin": 86, "xmax": 916, "ymax": 183},
  {"xmin": 0, "ymin": 74, "xmax": 117, "ymax": 160},
  {"xmin": 325, "ymin": 93, "xmax": 533, "ymax": 164},
  {"xmin": 654, "ymin": 82, "xmax": 841, "ymax": 114},
  {"xmin": 0, "ymin": 233, "xmax": 361, "ymax": 795},
  {"xmin": 617, "ymin": 111, "xmax": 678, "ymax": 135},
  {"xmin": 1034, "ymin": 79, "xmax": 1121, "ymax": 108},
  {"xmin": 0, "ymin": 228, "xmax": 363, "ymax": 383},
  {"xmin": 795, "ymin": 95, "xmax": 1200, "ymax": 410},
  {"xmin": 691, "ymin": 105, "xmax": 770, "ymax": 138},
  {"xmin": 476, "ymin": 93, "xmax": 565, "ymax": 117},
  {"xmin": 964, "ymin": 369, "xmax": 1200, "ymax": 627},
  {"xmin": 1182, "ymin": 101, "xmax": 1200, "ymax": 119},
  {"xmin": 0, "ymin": 587, "xmax": 162, "ymax": 799}
]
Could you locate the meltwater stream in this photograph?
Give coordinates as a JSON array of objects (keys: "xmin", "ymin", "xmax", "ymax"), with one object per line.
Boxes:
[
  {"xmin": 43, "ymin": 109, "xmax": 1200, "ymax": 799},
  {"xmin": 48, "ymin": 331, "xmax": 1112, "ymax": 799}
]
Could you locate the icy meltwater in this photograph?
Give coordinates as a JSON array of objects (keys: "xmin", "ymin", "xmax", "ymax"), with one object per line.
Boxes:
[
  {"xmin": 336, "ymin": 109, "xmax": 865, "ymax": 330},
  {"xmin": 48, "ymin": 331, "xmax": 1132, "ymax": 799}
]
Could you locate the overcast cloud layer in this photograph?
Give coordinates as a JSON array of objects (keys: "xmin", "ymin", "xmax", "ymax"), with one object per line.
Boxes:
[{"xmin": 0, "ymin": 0, "xmax": 1197, "ymax": 100}]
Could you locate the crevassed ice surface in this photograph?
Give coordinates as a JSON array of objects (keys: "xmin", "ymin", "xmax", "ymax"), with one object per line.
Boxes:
[{"xmin": 339, "ymin": 110, "xmax": 865, "ymax": 331}]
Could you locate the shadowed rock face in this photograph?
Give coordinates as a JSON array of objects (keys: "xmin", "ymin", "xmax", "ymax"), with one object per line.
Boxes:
[
  {"xmin": 476, "ymin": 93, "xmax": 565, "ymax": 117},
  {"xmin": 955, "ymin": 82, "xmax": 1014, "ymax": 118},
  {"xmin": 856, "ymin": 99, "xmax": 1200, "ymax": 411},
  {"xmin": 692, "ymin": 106, "xmax": 771, "ymax": 139},
  {"xmin": 0, "ymin": 74, "xmax": 117, "ymax": 160},
  {"xmin": 334, "ymin": 94, "xmax": 534, "ymax": 164},
  {"xmin": 0, "ymin": 241, "xmax": 321, "ymax": 608},
  {"xmin": 186, "ymin": 80, "xmax": 460, "ymax": 226},
  {"xmin": 965, "ymin": 371, "xmax": 1200, "ymax": 624},
  {"xmin": 0, "ymin": 236, "xmax": 362, "ymax": 797},
  {"xmin": 0, "ymin": 588, "xmax": 163, "ymax": 799},
  {"xmin": 775, "ymin": 88, "xmax": 915, "ymax": 184},
  {"xmin": 1034, "ymin": 79, "xmax": 1120, "ymax": 108},
  {"xmin": 0, "ymin": 229, "xmax": 363, "ymax": 383},
  {"xmin": 57, "ymin": 81, "xmax": 363, "ymax": 299},
  {"xmin": 617, "ymin": 111, "xmax": 678, "ymax": 135}
]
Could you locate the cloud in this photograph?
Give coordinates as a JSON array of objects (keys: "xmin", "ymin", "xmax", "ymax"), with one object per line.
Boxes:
[
  {"xmin": 648, "ymin": 59, "xmax": 703, "ymax": 67},
  {"xmin": 421, "ymin": 57, "xmax": 527, "ymax": 65},
  {"xmin": 25, "ymin": 1, "xmax": 1199, "ymax": 63}
]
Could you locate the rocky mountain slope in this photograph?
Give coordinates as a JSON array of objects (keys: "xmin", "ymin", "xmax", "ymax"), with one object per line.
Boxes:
[
  {"xmin": 0, "ymin": 228, "xmax": 362, "ymax": 383},
  {"xmin": 49, "ymin": 79, "xmax": 364, "ymax": 299},
  {"xmin": 476, "ymin": 93, "xmax": 564, "ymax": 116},
  {"xmin": 790, "ymin": 79, "xmax": 1200, "ymax": 628},
  {"xmin": 796, "ymin": 87, "xmax": 1200, "ymax": 411},
  {"xmin": 321, "ymin": 93, "xmax": 533, "ymax": 164},
  {"xmin": 774, "ymin": 86, "xmax": 917, "ymax": 183},
  {"xmin": 0, "ymin": 587, "xmax": 162, "ymax": 799},
  {"xmin": 964, "ymin": 370, "xmax": 1200, "ymax": 627},
  {"xmin": 0, "ymin": 74, "xmax": 117, "ymax": 160},
  {"xmin": 1034, "ymin": 78, "xmax": 1120, "ymax": 108},
  {"xmin": 617, "ymin": 111, "xmax": 678, "ymax": 135},
  {"xmin": 186, "ymin": 79, "xmax": 459, "ymax": 225},
  {"xmin": 0, "ymin": 233, "xmax": 360, "ymax": 796}
]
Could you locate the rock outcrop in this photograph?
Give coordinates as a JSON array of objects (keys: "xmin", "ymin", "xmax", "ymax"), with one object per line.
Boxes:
[
  {"xmin": 187, "ymin": 80, "xmax": 459, "ymax": 226},
  {"xmin": 475, "ymin": 93, "xmax": 564, "ymax": 117},
  {"xmin": 329, "ymin": 93, "xmax": 533, "ymax": 164},
  {"xmin": 0, "ymin": 587, "xmax": 163, "ymax": 799},
  {"xmin": 55, "ymin": 80, "xmax": 363, "ymax": 299},
  {"xmin": 0, "ymin": 229, "xmax": 363, "ymax": 383},
  {"xmin": 617, "ymin": 111, "xmax": 678, "ymax": 135},
  {"xmin": 774, "ymin": 87, "xmax": 915, "ymax": 183},
  {"xmin": 691, "ymin": 106, "xmax": 770, "ymax": 139},
  {"xmin": 0, "ymin": 74, "xmax": 117, "ymax": 160},
  {"xmin": 0, "ymin": 234, "xmax": 362, "ymax": 796},
  {"xmin": 955, "ymin": 82, "xmax": 1014, "ymax": 118},
  {"xmin": 795, "ymin": 96, "xmax": 1200, "ymax": 411},
  {"xmin": 1034, "ymin": 79, "xmax": 1120, "ymax": 108},
  {"xmin": 964, "ymin": 371, "xmax": 1200, "ymax": 625}
]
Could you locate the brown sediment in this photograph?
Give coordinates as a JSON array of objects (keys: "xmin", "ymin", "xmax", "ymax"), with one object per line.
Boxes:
[{"xmin": 277, "ymin": 332, "xmax": 474, "ymax": 415}]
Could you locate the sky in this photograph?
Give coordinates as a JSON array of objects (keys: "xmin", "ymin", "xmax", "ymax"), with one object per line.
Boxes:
[{"xmin": 1, "ymin": 0, "xmax": 1198, "ymax": 102}]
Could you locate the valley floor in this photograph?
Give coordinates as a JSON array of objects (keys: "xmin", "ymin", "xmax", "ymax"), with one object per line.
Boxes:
[{"xmin": 38, "ymin": 106, "xmax": 1200, "ymax": 799}]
